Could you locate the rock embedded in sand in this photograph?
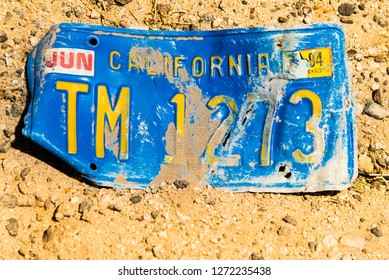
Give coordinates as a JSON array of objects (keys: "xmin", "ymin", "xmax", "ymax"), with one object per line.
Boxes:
[{"xmin": 338, "ymin": 3, "xmax": 357, "ymax": 16}]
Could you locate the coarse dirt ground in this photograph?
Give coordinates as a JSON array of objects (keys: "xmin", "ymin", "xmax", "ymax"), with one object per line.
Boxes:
[{"xmin": 1, "ymin": 0, "xmax": 389, "ymax": 260}]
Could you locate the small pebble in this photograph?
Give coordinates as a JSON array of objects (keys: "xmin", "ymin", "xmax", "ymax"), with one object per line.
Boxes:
[
  {"xmin": 90, "ymin": 9, "xmax": 100, "ymax": 19},
  {"xmin": 0, "ymin": 139, "xmax": 11, "ymax": 153},
  {"xmin": 0, "ymin": 31, "xmax": 8, "ymax": 43},
  {"xmin": 42, "ymin": 225, "xmax": 62, "ymax": 243},
  {"xmin": 201, "ymin": 14, "xmax": 212, "ymax": 22},
  {"xmin": 322, "ymin": 234, "xmax": 338, "ymax": 249},
  {"xmin": 3, "ymin": 129, "xmax": 12, "ymax": 138},
  {"xmin": 308, "ymin": 241, "xmax": 317, "ymax": 250},
  {"xmin": 338, "ymin": 3, "xmax": 356, "ymax": 16},
  {"xmin": 10, "ymin": 104, "xmax": 23, "ymax": 117},
  {"xmin": 79, "ymin": 200, "xmax": 92, "ymax": 213},
  {"xmin": 327, "ymin": 246, "xmax": 340, "ymax": 258},
  {"xmin": 358, "ymin": 154, "xmax": 374, "ymax": 174},
  {"xmin": 6, "ymin": 218, "xmax": 19, "ymax": 237},
  {"xmin": 371, "ymin": 83, "xmax": 380, "ymax": 91},
  {"xmin": 282, "ymin": 214, "xmax": 297, "ymax": 226},
  {"xmin": 44, "ymin": 199, "xmax": 55, "ymax": 211},
  {"xmin": 354, "ymin": 53, "xmax": 364, "ymax": 61},
  {"xmin": 130, "ymin": 195, "xmax": 142, "ymax": 204},
  {"xmin": 355, "ymin": 62, "xmax": 363, "ymax": 71},
  {"xmin": 211, "ymin": 18, "xmax": 223, "ymax": 28},
  {"xmin": 363, "ymin": 102, "xmax": 389, "ymax": 120},
  {"xmin": 374, "ymin": 56, "xmax": 384, "ymax": 63},
  {"xmin": 174, "ymin": 180, "xmax": 189, "ymax": 189},
  {"xmin": 340, "ymin": 16, "xmax": 354, "ymax": 24},
  {"xmin": 302, "ymin": 6, "xmax": 312, "ymax": 16},
  {"xmin": 53, "ymin": 202, "xmax": 78, "ymax": 221},
  {"xmin": 373, "ymin": 15, "xmax": 388, "ymax": 28},
  {"xmin": 151, "ymin": 210, "xmax": 159, "ymax": 219},
  {"xmin": 347, "ymin": 49, "xmax": 357, "ymax": 58},
  {"xmin": 156, "ymin": 3, "xmax": 171, "ymax": 15},
  {"xmin": 189, "ymin": 24, "xmax": 198, "ymax": 31},
  {"xmin": 18, "ymin": 246, "xmax": 29, "ymax": 257},
  {"xmin": 152, "ymin": 244, "xmax": 165, "ymax": 258},
  {"xmin": 372, "ymin": 89, "xmax": 386, "ymax": 107},
  {"xmin": 73, "ymin": 6, "xmax": 84, "ymax": 18},
  {"xmin": 250, "ymin": 253, "xmax": 265, "ymax": 260},
  {"xmin": 1, "ymin": 194, "xmax": 18, "ymax": 208},
  {"xmin": 371, "ymin": 227, "xmax": 383, "ymax": 237},
  {"xmin": 339, "ymin": 236, "xmax": 365, "ymax": 249},
  {"xmin": 20, "ymin": 167, "xmax": 30, "ymax": 180},
  {"xmin": 108, "ymin": 203, "xmax": 124, "ymax": 212},
  {"xmin": 277, "ymin": 224, "xmax": 294, "ymax": 236}
]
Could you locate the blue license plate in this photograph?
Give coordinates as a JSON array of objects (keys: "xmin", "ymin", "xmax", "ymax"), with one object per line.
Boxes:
[{"xmin": 23, "ymin": 23, "xmax": 357, "ymax": 192}]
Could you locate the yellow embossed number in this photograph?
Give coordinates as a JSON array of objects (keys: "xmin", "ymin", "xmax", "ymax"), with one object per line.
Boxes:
[
  {"xmin": 203, "ymin": 95, "xmax": 240, "ymax": 166},
  {"xmin": 289, "ymin": 89, "xmax": 325, "ymax": 164},
  {"xmin": 171, "ymin": 93, "xmax": 185, "ymax": 136},
  {"xmin": 164, "ymin": 93, "xmax": 186, "ymax": 164}
]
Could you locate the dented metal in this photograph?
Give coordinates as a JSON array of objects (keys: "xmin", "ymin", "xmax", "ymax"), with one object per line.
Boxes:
[{"xmin": 23, "ymin": 22, "xmax": 357, "ymax": 192}]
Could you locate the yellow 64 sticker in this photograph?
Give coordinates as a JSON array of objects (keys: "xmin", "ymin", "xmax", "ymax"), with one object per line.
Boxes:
[{"xmin": 283, "ymin": 47, "xmax": 333, "ymax": 79}]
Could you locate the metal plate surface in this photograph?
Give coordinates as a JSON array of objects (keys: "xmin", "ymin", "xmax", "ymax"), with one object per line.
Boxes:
[{"xmin": 23, "ymin": 23, "xmax": 357, "ymax": 192}]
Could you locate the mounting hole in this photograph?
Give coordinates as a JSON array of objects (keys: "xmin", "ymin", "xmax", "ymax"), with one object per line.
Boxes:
[
  {"xmin": 284, "ymin": 172, "xmax": 292, "ymax": 179},
  {"xmin": 90, "ymin": 163, "xmax": 98, "ymax": 171},
  {"xmin": 87, "ymin": 36, "xmax": 99, "ymax": 47},
  {"xmin": 277, "ymin": 39, "xmax": 285, "ymax": 48},
  {"xmin": 278, "ymin": 164, "xmax": 287, "ymax": 172}
]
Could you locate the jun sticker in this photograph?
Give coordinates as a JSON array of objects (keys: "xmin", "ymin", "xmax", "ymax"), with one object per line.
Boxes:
[
  {"xmin": 283, "ymin": 47, "xmax": 333, "ymax": 79},
  {"xmin": 45, "ymin": 48, "xmax": 95, "ymax": 77}
]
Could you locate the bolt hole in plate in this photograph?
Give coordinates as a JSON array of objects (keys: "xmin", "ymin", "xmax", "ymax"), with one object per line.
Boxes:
[
  {"xmin": 87, "ymin": 36, "xmax": 99, "ymax": 47},
  {"xmin": 90, "ymin": 163, "xmax": 98, "ymax": 171},
  {"xmin": 23, "ymin": 23, "xmax": 356, "ymax": 192}
]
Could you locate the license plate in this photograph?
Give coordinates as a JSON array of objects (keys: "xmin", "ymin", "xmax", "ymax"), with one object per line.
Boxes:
[{"xmin": 23, "ymin": 23, "xmax": 357, "ymax": 192}]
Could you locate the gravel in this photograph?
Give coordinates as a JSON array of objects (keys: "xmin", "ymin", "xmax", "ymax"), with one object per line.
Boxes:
[
  {"xmin": 372, "ymin": 89, "xmax": 386, "ymax": 107},
  {"xmin": 373, "ymin": 15, "xmax": 388, "ymax": 28},
  {"xmin": 363, "ymin": 102, "xmax": 389, "ymax": 120},
  {"xmin": 371, "ymin": 227, "xmax": 383, "ymax": 237},
  {"xmin": 152, "ymin": 244, "xmax": 165, "ymax": 258},
  {"xmin": 20, "ymin": 167, "xmax": 31, "ymax": 180},
  {"xmin": 6, "ymin": 218, "xmax": 19, "ymax": 236},
  {"xmin": 1, "ymin": 194, "xmax": 18, "ymax": 208},
  {"xmin": 322, "ymin": 234, "xmax": 338, "ymax": 249},
  {"xmin": 339, "ymin": 236, "xmax": 366, "ymax": 249},
  {"xmin": 338, "ymin": 3, "xmax": 357, "ymax": 16},
  {"xmin": 173, "ymin": 180, "xmax": 189, "ymax": 189},
  {"xmin": 0, "ymin": 31, "xmax": 8, "ymax": 42},
  {"xmin": 130, "ymin": 195, "xmax": 142, "ymax": 204},
  {"xmin": 108, "ymin": 203, "xmax": 124, "ymax": 212},
  {"xmin": 282, "ymin": 214, "xmax": 297, "ymax": 226},
  {"xmin": 0, "ymin": 139, "xmax": 11, "ymax": 153},
  {"xmin": 42, "ymin": 225, "xmax": 63, "ymax": 243},
  {"xmin": 308, "ymin": 241, "xmax": 317, "ymax": 250},
  {"xmin": 250, "ymin": 253, "xmax": 265, "ymax": 260},
  {"xmin": 79, "ymin": 200, "xmax": 92, "ymax": 213},
  {"xmin": 10, "ymin": 103, "xmax": 23, "ymax": 117}
]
